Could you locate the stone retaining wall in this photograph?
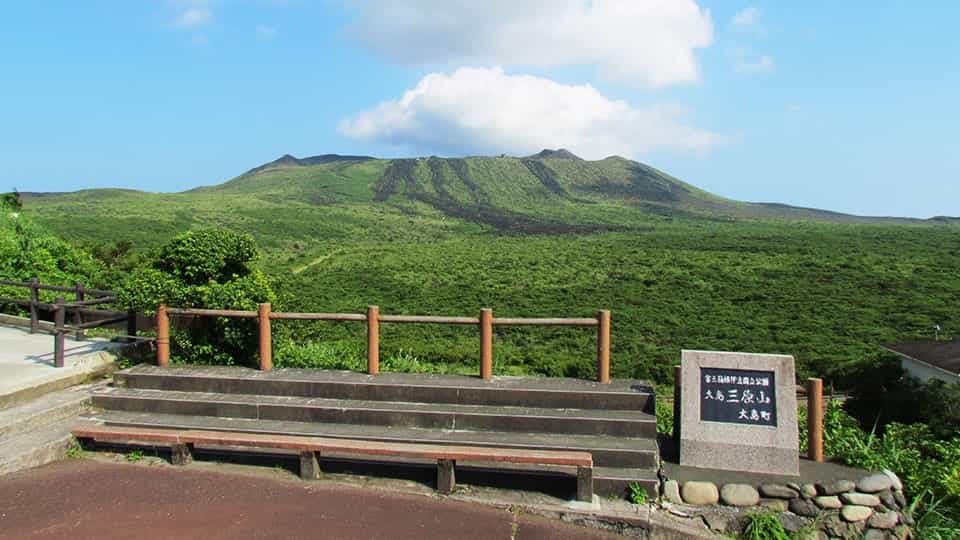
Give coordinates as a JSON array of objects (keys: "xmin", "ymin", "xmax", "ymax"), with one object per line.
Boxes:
[{"xmin": 660, "ymin": 470, "xmax": 913, "ymax": 539}]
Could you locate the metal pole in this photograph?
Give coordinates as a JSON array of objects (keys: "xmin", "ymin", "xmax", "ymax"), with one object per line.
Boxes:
[
  {"xmin": 597, "ymin": 310, "xmax": 611, "ymax": 383},
  {"xmin": 258, "ymin": 303, "xmax": 272, "ymax": 371},
  {"xmin": 367, "ymin": 305, "xmax": 380, "ymax": 375},
  {"xmin": 74, "ymin": 282, "xmax": 85, "ymax": 339},
  {"xmin": 807, "ymin": 378, "xmax": 824, "ymax": 462},
  {"xmin": 54, "ymin": 297, "xmax": 65, "ymax": 368},
  {"xmin": 480, "ymin": 308, "xmax": 493, "ymax": 380},
  {"xmin": 29, "ymin": 277, "xmax": 39, "ymax": 334},
  {"xmin": 157, "ymin": 304, "xmax": 170, "ymax": 367}
]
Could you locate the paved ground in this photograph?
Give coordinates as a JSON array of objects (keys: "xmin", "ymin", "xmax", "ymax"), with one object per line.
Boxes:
[
  {"xmin": 0, "ymin": 459, "xmax": 621, "ymax": 540},
  {"xmin": 0, "ymin": 325, "xmax": 119, "ymax": 398}
]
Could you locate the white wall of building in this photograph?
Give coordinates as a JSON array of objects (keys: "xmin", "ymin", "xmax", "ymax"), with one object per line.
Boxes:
[{"xmin": 902, "ymin": 357, "xmax": 959, "ymax": 384}]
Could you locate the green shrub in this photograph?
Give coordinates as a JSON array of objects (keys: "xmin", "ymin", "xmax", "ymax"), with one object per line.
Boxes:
[
  {"xmin": 628, "ymin": 482, "xmax": 648, "ymax": 504},
  {"xmin": 115, "ymin": 228, "xmax": 278, "ymax": 366},
  {"xmin": 739, "ymin": 510, "xmax": 789, "ymax": 540},
  {"xmin": 845, "ymin": 359, "xmax": 960, "ymax": 439}
]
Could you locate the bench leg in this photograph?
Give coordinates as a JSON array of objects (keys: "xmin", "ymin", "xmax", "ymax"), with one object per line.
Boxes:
[
  {"xmin": 171, "ymin": 443, "xmax": 193, "ymax": 466},
  {"xmin": 437, "ymin": 459, "xmax": 456, "ymax": 494},
  {"xmin": 300, "ymin": 450, "xmax": 320, "ymax": 480},
  {"xmin": 576, "ymin": 465, "xmax": 593, "ymax": 502}
]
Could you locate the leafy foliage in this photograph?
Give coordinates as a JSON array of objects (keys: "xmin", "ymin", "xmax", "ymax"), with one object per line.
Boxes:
[
  {"xmin": 845, "ymin": 364, "xmax": 960, "ymax": 439},
  {"xmin": 739, "ymin": 510, "xmax": 790, "ymax": 540},
  {"xmin": 627, "ymin": 482, "xmax": 648, "ymax": 504},
  {"xmin": 115, "ymin": 228, "xmax": 277, "ymax": 366},
  {"xmin": 0, "ymin": 197, "xmax": 102, "ymax": 304}
]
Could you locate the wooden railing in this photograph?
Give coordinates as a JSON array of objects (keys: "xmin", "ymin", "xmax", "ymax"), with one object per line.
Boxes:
[
  {"xmin": 158, "ymin": 303, "xmax": 613, "ymax": 383},
  {"xmin": 0, "ymin": 279, "xmax": 137, "ymax": 367}
]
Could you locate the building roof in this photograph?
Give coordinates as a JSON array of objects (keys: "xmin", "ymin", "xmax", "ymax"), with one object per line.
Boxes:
[{"xmin": 883, "ymin": 340, "xmax": 960, "ymax": 375}]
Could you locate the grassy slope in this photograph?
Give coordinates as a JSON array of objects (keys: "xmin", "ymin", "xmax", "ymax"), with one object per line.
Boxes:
[{"xmin": 22, "ymin": 155, "xmax": 960, "ymax": 384}]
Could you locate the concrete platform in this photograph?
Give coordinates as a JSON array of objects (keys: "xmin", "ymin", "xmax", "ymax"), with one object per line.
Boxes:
[{"xmin": 0, "ymin": 325, "xmax": 121, "ymax": 409}]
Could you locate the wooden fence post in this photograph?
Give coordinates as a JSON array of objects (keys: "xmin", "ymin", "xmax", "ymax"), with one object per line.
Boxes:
[
  {"xmin": 807, "ymin": 377, "xmax": 824, "ymax": 462},
  {"xmin": 480, "ymin": 308, "xmax": 493, "ymax": 380},
  {"xmin": 54, "ymin": 297, "xmax": 65, "ymax": 368},
  {"xmin": 74, "ymin": 282, "xmax": 85, "ymax": 339},
  {"xmin": 367, "ymin": 305, "xmax": 380, "ymax": 375},
  {"xmin": 258, "ymin": 303, "xmax": 272, "ymax": 372},
  {"xmin": 157, "ymin": 304, "xmax": 170, "ymax": 367},
  {"xmin": 597, "ymin": 310, "xmax": 611, "ymax": 384},
  {"xmin": 673, "ymin": 365, "xmax": 682, "ymax": 446},
  {"xmin": 29, "ymin": 277, "xmax": 39, "ymax": 334}
]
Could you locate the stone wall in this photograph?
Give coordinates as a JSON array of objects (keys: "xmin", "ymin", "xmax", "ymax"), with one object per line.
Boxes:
[{"xmin": 660, "ymin": 470, "xmax": 913, "ymax": 539}]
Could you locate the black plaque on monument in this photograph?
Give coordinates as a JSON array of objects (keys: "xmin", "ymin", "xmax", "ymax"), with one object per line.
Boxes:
[{"xmin": 699, "ymin": 367, "xmax": 777, "ymax": 427}]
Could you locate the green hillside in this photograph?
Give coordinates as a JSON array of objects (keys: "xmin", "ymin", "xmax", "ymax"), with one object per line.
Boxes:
[{"xmin": 19, "ymin": 152, "xmax": 960, "ymax": 386}]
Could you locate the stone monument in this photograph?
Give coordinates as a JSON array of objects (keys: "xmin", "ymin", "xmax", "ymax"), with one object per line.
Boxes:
[{"xmin": 679, "ymin": 350, "xmax": 799, "ymax": 476}]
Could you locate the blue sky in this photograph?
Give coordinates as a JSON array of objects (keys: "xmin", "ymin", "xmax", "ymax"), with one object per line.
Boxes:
[{"xmin": 1, "ymin": 1, "xmax": 957, "ymax": 218}]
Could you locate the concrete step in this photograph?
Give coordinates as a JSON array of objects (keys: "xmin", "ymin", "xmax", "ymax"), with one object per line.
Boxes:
[
  {"xmin": 115, "ymin": 365, "xmax": 654, "ymax": 413},
  {"xmin": 93, "ymin": 387, "xmax": 657, "ymax": 438},
  {"xmin": 0, "ymin": 384, "xmax": 95, "ymax": 441},
  {"xmin": 85, "ymin": 410, "xmax": 659, "ymax": 469},
  {"xmin": 0, "ymin": 420, "xmax": 76, "ymax": 477}
]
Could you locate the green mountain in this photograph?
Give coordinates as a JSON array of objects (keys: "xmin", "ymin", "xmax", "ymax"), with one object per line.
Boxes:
[{"xmin": 19, "ymin": 151, "xmax": 960, "ymax": 384}]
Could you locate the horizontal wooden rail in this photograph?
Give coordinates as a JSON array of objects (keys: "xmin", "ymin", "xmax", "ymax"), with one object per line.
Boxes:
[
  {"xmin": 0, "ymin": 280, "xmax": 109, "ymax": 296},
  {"xmin": 157, "ymin": 303, "xmax": 613, "ymax": 383},
  {"xmin": 62, "ymin": 297, "xmax": 116, "ymax": 308},
  {"xmin": 378, "ymin": 315, "xmax": 479, "ymax": 325},
  {"xmin": 2, "ymin": 279, "xmax": 138, "ymax": 367},
  {"xmin": 166, "ymin": 307, "xmax": 258, "ymax": 318},
  {"xmin": 270, "ymin": 312, "xmax": 367, "ymax": 321},
  {"xmin": 72, "ymin": 314, "xmax": 130, "ymax": 330},
  {"xmin": 493, "ymin": 317, "xmax": 598, "ymax": 326}
]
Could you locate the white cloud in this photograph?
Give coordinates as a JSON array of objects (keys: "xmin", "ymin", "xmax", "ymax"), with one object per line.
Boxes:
[
  {"xmin": 346, "ymin": 0, "xmax": 714, "ymax": 89},
  {"xmin": 735, "ymin": 54, "xmax": 775, "ymax": 74},
  {"xmin": 732, "ymin": 7, "xmax": 760, "ymax": 26},
  {"xmin": 339, "ymin": 67, "xmax": 724, "ymax": 159},
  {"xmin": 170, "ymin": 1, "xmax": 213, "ymax": 29},
  {"xmin": 256, "ymin": 25, "xmax": 278, "ymax": 39}
]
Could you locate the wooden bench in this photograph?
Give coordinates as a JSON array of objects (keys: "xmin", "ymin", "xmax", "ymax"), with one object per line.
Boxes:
[{"xmin": 72, "ymin": 424, "xmax": 595, "ymax": 502}]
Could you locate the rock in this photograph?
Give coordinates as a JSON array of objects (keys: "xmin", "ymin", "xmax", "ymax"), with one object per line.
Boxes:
[
  {"xmin": 795, "ymin": 530, "xmax": 828, "ymax": 540},
  {"xmin": 777, "ymin": 512, "xmax": 806, "ymax": 533},
  {"xmin": 760, "ymin": 499, "xmax": 789, "ymax": 512},
  {"xmin": 789, "ymin": 498, "xmax": 819, "ymax": 517},
  {"xmin": 760, "ymin": 484, "xmax": 799, "ymax": 499},
  {"xmin": 879, "ymin": 491, "xmax": 900, "ymax": 510},
  {"xmin": 862, "ymin": 529, "xmax": 887, "ymax": 540},
  {"xmin": 720, "ymin": 484, "xmax": 760, "ymax": 507},
  {"xmin": 681, "ymin": 481, "xmax": 719, "ymax": 505},
  {"xmin": 663, "ymin": 480, "xmax": 683, "ymax": 504},
  {"xmin": 815, "ymin": 495, "xmax": 843, "ymax": 509},
  {"xmin": 841, "ymin": 492, "xmax": 881, "ymax": 507},
  {"xmin": 893, "ymin": 524, "xmax": 912, "ymax": 539},
  {"xmin": 801, "ymin": 483, "xmax": 818, "ymax": 498},
  {"xmin": 702, "ymin": 512, "xmax": 734, "ymax": 532},
  {"xmin": 868, "ymin": 510, "xmax": 899, "ymax": 529},
  {"xmin": 893, "ymin": 491, "xmax": 907, "ymax": 508},
  {"xmin": 841, "ymin": 505, "xmax": 874, "ymax": 522},
  {"xmin": 883, "ymin": 469, "xmax": 903, "ymax": 492},
  {"xmin": 858, "ymin": 473, "xmax": 894, "ymax": 493},
  {"xmin": 787, "ymin": 482, "xmax": 802, "ymax": 493},
  {"xmin": 818, "ymin": 480, "xmax": 856, "ymax": 495},
  {"xmin": 823, "ymin": 512, "xmax": 849, "ymax": 538}
]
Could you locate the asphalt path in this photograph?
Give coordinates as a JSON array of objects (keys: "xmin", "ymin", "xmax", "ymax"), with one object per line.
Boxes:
[{"xmin": 0, "ymin": 459, "xmax": 620, "ymax": 539}]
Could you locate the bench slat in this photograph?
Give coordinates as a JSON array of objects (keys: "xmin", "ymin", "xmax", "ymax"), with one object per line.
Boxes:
[{"xmin": 71, "ymin": 424, "xmax": 593, "ymax": 467}]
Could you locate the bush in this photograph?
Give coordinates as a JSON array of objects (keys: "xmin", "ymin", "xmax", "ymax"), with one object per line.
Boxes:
[
  {"xmin": 0, "ymin": 198, "xmax": 103, "ymax": 302},
  {"xmin": 115, "ymin": 228, "xmax": 278, "ymax": 366},
  {"xmin": 845, "ymin": 360, "xmax": 960, "ymax": 439}
]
